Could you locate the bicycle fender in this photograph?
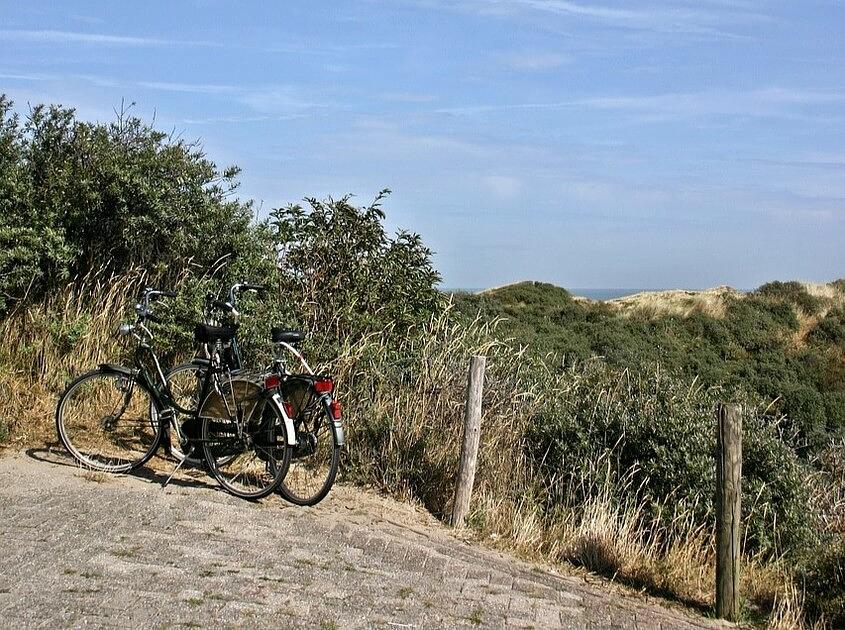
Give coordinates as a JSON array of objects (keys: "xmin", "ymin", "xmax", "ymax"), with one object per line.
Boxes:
[
  {"xmin": 323, "ymin": 398, "xmax": 345, "ymax": 447},
  {"xmin": 269, "ymin": 393, "xmax": 298, "ymax": 446},
  {"xmin": 97, "ymin": 363, "xmax": 140, "ymax": 378}
]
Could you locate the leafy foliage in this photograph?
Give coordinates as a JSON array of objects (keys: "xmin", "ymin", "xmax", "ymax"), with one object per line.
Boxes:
[
  {"xmin": 0, "ymin": 96, "xmax": 254, "ymax": 312},
  {"xmin": 454, "ymin": 281, "xmax": 845, "ymax": 453},
  {"xmin": 524, "ymin": 364, "xmax": 812, "ymax": 557},
  {"xmin": 269, "ymin": 191, "xmax": 442, "ymax": 349}
]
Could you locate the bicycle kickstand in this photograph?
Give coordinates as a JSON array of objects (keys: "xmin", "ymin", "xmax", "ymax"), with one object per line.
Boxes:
[{"xmin": 163, "ymin": 447, "xmax": 193, "ymax": 488}]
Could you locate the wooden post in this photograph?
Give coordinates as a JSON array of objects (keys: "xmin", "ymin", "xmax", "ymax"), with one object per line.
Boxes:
[
  {"xmin": 450, "ymin": 355, "xmax": 486, "ymax": 528},
  {"xmin": 715, "ymin": 403, "xmax": 742, "ymax": 621}
]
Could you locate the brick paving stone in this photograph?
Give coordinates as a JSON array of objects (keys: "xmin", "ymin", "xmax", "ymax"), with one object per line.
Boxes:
[{"xmin": 0, "ymin": 451, "xmax": 733, "ymax": 629}]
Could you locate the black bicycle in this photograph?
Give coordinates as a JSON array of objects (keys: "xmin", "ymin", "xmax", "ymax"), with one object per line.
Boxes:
[
  {"xmin": 164, "ymin": 281, "xmax": 344, "ymax": 506},
  {"xmin": 55, "ymin": 288, "xmax": 293, "ymax": 500}
]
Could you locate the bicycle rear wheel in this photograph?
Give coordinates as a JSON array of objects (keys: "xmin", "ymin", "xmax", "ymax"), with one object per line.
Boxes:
[
  {"xmin": 277, "ymin": 390, "xmax": 340, "ymax": 506},
  {"xmin": 201, "ymin": 393, "xmax": 291, "ymax": 500},
  {"xmin": 156, "ymin": 361, "xmax": 206, "ymax": 465},
  {"xmin": 56, "ymin": 369, "xmax": 161, "ymax": 472}
]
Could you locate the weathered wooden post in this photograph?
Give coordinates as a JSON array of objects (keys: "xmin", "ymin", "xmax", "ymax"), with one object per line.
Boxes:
[
  {"xmin": 450, "ymin": 355, "xmax": 486, "ymax": 528},
  {"xmin": 715, "ymin": 403, "xmax": 742, "ymax": 621}
]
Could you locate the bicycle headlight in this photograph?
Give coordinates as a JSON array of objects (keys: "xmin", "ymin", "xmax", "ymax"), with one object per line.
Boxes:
[{"xmin": 118, "ymin": 323, "xmax": 135, "ymax": 336}]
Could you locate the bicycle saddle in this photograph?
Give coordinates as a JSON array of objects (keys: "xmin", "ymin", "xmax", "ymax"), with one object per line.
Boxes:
[
  {"xmin": 194, "ymin": 323, "xmax": 237, "ymax": 343},
  {"xmin": 271, "ymin": 327, "xmax": 304, "ymax": 344}
]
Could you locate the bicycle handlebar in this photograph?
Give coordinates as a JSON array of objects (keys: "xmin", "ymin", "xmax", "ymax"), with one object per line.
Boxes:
[
  {"xmin": 226, "ymin": 282, "xmax": 266, "ymax": 306},
  {"xmin": 210, "ymin": 299, "xmax": 234, "ymax": 313}
]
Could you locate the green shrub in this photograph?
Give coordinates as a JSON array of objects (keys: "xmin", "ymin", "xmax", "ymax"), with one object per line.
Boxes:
[
  {"xmin": 524, "ymin": 364, "xmax": 811, "ymax": 557},
  {"xmin": 270, "ymin": 191, "xmax": 442, "ymax": 353},
  {"xmin": 809, "ymin": 308, "xmax": 845, "ymax": 348},
  {"xmin": 780, "ymin": 384, "xmax": 829, "ymax": 452},
  {"xmin": 754, "ymin": 281, "xmax": 821, "ymax": 315},
  {"xmin": 47, "ymin": 314, "xmax": 90, "ymax": 355},
  {"xmin": 800, "ymin": 534, "xmax": 845, "ymax": 627},
  {"xmin": 0, "ymin": 95, "xmax": 256, "ymax": 314}
]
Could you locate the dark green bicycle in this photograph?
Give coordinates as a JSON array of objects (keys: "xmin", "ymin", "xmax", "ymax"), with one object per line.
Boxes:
[{"xmin": 55, "ymin": 288, "xmax": 293, "ymax": 500}]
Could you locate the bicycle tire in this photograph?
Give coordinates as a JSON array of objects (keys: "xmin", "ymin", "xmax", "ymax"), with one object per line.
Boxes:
[
  {"xmin": 155, "ymin": 361, "xmax": 206, "ymax": 466},
  {"xmin": 277, "ymin": 394, "xmax": 341, "ymax": 506},
  {"xmin": 56, "ymin": 368, "xmax": 162, "ymax": 473},
  {"xmin": 201, "ymin": 392, "xmax": 292, "ymax": 500}
]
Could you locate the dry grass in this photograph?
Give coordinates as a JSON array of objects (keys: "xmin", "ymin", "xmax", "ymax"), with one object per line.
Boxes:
[
  {"xmin": 606, "ymin": 286, "xmax": 742, "ymax": 320},
  {"xmin": 0, "ymin": 270, "xmax": 146, "ymax": 448},
  {"xmin": 802, "ymin": 282, "xmax": 845, "ymax": 308},
  {"xmin": 765, "ymin": 577, "xmax": 831, "ymax": 630},
  {"xmin": 605, "ymin": 281, "xmax": 845, "ymax": 325}
]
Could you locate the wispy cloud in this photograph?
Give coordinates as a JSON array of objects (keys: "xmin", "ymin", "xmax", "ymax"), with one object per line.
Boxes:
[
  {"xmin": 179, "ymin": 113, "xmax": 311, "ymax": 125},
  {"xmin": 501, "ymin": 52, "xmax": 572, "ymax": 71},
  {"xmin": 0, "ymin": 71, "xmax": 52, "ymax": 81},
  {"xmin": 136, "ymin": 81, "xmax": 240, "ymax": 95},
  {"xmin": 0, "ymin": 29, "xmax": 169, "ymax": 46},
  {"xmin": 381, "ymin": 92, "xmax": 438, "ymax": 103},
  {"xmin": 414, "ymin": 0, "xmax": 768, "ymax": 39},
  {"xmin": 436, "ymin": 87, "xmax": 845, "ymax": 121}
]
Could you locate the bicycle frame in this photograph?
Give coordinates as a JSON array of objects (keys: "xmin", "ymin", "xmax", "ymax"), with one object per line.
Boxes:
[{"xmin": 118, "ymin": 325, "xmax": 296, "ymax": 452}]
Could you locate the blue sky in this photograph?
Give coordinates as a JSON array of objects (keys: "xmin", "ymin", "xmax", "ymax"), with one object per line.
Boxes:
[{"xmin": 2, "ymin": 1, "xmax": 844, "ymax": 289}]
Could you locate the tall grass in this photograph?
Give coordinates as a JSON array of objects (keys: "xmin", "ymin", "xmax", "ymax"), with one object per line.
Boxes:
[
  {"xmin": 0, "ymin": 275, "xmax": 830, "ymax": 627},
  {"xmin": 0, "ymin": 270, "xmax": 147, "ymax": 447}
]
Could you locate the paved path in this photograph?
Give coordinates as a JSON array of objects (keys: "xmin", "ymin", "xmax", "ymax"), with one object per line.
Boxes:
[{"xmin": 0, "ymin": 450, "xmax": 729, "ymax": 629}]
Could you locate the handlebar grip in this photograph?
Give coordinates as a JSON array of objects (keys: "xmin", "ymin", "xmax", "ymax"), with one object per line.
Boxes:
[
  {"xmin": 242, "ymin": 284, "xmax": 266, "ymax": 292},
  {"xmin": 159, "ymin": 290, "xmax": 177, "ymax": 298}
]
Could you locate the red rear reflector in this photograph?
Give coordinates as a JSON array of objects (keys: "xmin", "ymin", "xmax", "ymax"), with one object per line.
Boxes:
[
  {"xmin": 283, "ymin": 402, "xmax": 295, "ymax": 418},
  {"xmin": 330, "ymin": 400, "xmax": 342, "ymax": 419},
  {"xmin": 264, "ymin": 374, "xmax": 281, "ymax": 390},
  {"xmin": 314, "ymin": 379, "xmax": 334, "ymax": 393}
]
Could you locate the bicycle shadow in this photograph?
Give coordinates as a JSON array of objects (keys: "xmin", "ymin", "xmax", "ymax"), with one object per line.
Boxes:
[{"xmin": 25, "ymin": 446, "xmax": 218, "ymax": 491}]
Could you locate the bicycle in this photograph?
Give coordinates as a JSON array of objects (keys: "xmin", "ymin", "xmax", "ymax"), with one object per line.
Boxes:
[
  {"xmin": 164, "ymin": 281, "xmax": 344, "ymax": 505},
  {"xmin": 160, "ymin": 282, "xmax": 265, "ymax": 466},
  {"xmin": 55, "ymin": 287, "xmax": 293, "ymax": 500},
  {"xmin": 269, "ymin": 326, "xmax": 344, "ymax": 506}
]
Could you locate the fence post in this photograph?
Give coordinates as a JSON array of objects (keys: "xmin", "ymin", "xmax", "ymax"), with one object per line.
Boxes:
[
  {"xmin": 450, "ymin": 355, "xmax": 486, "ymax": 528},
  {"xmin": 715, "ymin": 403, "xmax": 742, "ymax": 621}
]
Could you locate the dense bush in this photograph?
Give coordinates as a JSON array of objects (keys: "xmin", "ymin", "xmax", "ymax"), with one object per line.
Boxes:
[
  {"xmin": 524, "ymin": 365, "xmax": 812, "ymax": 557},
  {"xmin": 270, "ymin": 192, "xmax": 442, "ymax": 349},
  {"xmin": 800, "ymin": 534, "xmax": 845, "ymax": 627},
  {"xmin": 0, "ymin": 96, "xmax": 257, "ymax": 313},
  {"xmin": 754, "ymin": 281, "xmax": 822, "ymax": 315},
  {"xmin": 455, "ymin": 281, "xmax": 845, "ymax": 454}
]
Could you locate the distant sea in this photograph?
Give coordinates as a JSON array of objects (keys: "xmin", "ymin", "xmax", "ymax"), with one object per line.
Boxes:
[{"xmin": 442, "ymin": 288, "xmax": 654, "ymax": 301}]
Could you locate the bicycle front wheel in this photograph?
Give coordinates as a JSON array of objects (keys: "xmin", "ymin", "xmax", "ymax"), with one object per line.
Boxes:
[
  {"xmin": 201, "ymin": 394, "xmax": 291, "ymax": 500},
  {"xmin": 56, "ymin": 369, "xmax": 161, "ymax": 472}
]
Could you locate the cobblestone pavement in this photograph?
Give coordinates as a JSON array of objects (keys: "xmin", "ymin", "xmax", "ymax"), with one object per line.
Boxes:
[{"xmin": 0, "ymin": 450, "xmax": 731, "ymax": 629}]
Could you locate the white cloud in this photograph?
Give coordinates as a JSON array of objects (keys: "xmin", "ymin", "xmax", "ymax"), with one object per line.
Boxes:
[
  {"xmin": 502, "ymin": 52, "xmax": 572, "ymax": 71},
  {"xmin": 136, "ymin": 81, "xmax": 240, "ymax": 95},
  {"xmin": 482, "ymin": 175, "xmax": 522, "ymax": 199},
  {"xmin": 413, "ymin": 0, "xmax": 768, "ymax": 39},
  {"xmin": 435, "ymin": 87, "xmax": 845, "ymax": 121},
  {"xmin": 0, "ymin": 29, "xmax": 169, "ymax": 46}
]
